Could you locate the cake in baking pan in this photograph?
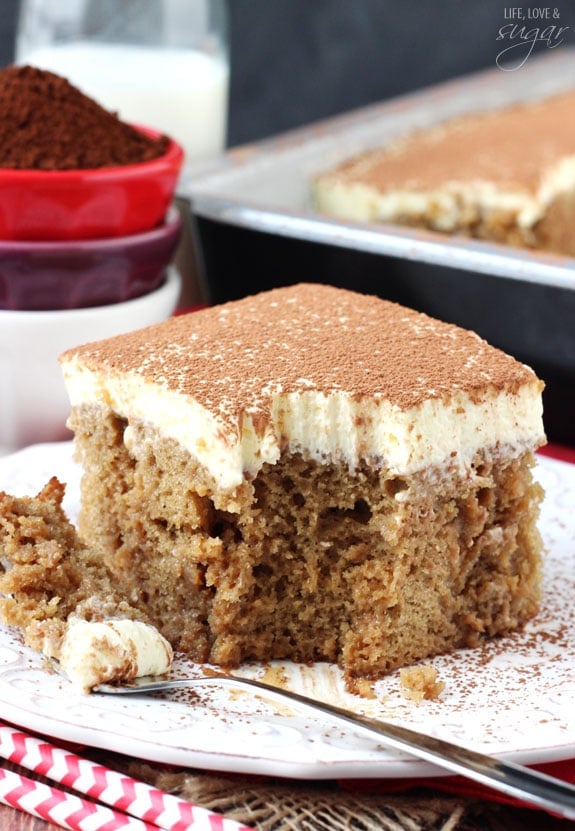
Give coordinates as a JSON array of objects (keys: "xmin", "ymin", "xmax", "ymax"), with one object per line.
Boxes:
[{"xmin": 312, "ymin": 91, "xmax": 575, "ymax": 257}]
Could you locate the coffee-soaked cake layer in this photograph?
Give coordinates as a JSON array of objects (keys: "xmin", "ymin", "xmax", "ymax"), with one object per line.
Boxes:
[
  {"xmin": 0, "ymin": 478, "xmax": 139, "ymax": 654},
  {"xmin": 65, "ymin": 403, "xmax": 544, "ymax": 678},
  {"xmin": 312, "ymin": 91, "xmax": 575, "ymax": 256},
  {"xmin": 0, "ymin": 478, "xmax": 174, "ymax": 691}
]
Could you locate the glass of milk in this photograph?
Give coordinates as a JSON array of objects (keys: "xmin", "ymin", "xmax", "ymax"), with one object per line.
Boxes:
[{"xmin": 15, "ymin": 0, "xmax": 229, "ymax": 180}]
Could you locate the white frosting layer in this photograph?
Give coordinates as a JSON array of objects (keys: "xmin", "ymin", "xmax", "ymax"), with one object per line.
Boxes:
[
  {"xmin": 59, "ymin": 618, "xmax": 173, "ymax": 692},
  {"xmin": 62, "ymin": 356, "xmax": 544, "ymax": 494}
]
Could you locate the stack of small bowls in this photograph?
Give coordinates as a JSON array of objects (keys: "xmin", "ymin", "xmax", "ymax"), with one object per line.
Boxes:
[{"xmin": 0, "ymin": 126, "xmax": 184, "ymax": 454}]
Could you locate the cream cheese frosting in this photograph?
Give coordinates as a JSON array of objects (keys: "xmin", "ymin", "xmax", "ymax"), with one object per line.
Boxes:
[
  {"xmin": 60, "ymin": 284, "xmax": 545, "ymax": 494},
  {"xmin": 59, "ymin": 618, "xmax": 173, "ymax": 692}
]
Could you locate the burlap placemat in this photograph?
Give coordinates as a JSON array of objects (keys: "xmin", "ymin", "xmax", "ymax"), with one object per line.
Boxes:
[{"xmin": 88, "ymin": 750, "xmax": 547, "ymax": 830}]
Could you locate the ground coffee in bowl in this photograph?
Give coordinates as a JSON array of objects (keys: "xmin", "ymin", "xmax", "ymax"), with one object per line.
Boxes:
[{"xmin": 0, "ymin": 64, "xmax": 169, "ymax": 170}]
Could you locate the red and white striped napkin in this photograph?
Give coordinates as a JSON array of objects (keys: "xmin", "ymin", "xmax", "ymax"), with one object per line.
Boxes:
[{"xmin": 0, "ymin": 720, "xmax": 251, "ymax": 831}]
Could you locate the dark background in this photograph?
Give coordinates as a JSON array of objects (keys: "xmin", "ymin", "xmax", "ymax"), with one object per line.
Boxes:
[
  {"xmin": 3, "ymin": 0, "xmax": 575, "ymax": 146},
  {"xmin": 225, "ymin": 0, "xmax": 575, "ymax": 144}
]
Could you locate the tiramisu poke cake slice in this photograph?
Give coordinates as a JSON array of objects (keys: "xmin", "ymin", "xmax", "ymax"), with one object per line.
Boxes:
[
  {"xmin": 312, "ymin": 91, "xmax": 575, "ymax": 256},
  {"xmin": 53, "ymin": 283, "xmax": 545, "ymax": 679}
]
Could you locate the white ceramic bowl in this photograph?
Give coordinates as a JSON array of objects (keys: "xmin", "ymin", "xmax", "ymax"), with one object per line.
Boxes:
[{"xmin": 0, "ymin": 268, "xmax": 181, "ymax": 455}]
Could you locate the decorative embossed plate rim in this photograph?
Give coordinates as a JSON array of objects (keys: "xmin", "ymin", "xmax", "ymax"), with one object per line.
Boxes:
[{"xmin": 0, "ymin": 442, "xmax": 574, "ymax": 780}]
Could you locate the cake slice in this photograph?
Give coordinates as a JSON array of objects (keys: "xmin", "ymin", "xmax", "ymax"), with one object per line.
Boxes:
[
  {"xmin": 312, "ymin": 91, "xmax": 575, "ymax": 256},
  {"xmin": 56, "ymin": 283, "xmax": 545, "ymax": 679}
]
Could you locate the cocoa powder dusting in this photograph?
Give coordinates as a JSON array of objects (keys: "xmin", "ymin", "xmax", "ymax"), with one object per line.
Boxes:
[
  {"xmin": 0, "ymin": 65, "xmax": 169, "ymax": 170},
  {"xmin": 64, "ymin": 283, "xmax": 541, "ymax": 434}
]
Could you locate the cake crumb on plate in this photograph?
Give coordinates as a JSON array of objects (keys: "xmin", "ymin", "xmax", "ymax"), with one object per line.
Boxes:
[{"xmin": 400, "ymin": 665, "xmax": 445, "ymax": 703}]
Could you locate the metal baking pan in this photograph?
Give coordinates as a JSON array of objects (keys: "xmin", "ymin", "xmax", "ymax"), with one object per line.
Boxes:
[{"xmin": 186, "ymin": 49, "xmax": 575, "ymax": 443}]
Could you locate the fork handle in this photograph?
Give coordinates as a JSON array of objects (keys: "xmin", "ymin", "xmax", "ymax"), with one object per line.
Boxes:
[
  {"xmin": 97, "ymin": 672, "xmax": 575, "ymax": 820},
  {"xmin": 211, "ymin": 674, "xmax": 575, "ymax": 820}
]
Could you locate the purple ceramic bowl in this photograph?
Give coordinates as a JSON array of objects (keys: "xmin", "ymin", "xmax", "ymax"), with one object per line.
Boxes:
[{"xmin": 0, "ymin": 205, "xmax": 182, "ymax": 311}]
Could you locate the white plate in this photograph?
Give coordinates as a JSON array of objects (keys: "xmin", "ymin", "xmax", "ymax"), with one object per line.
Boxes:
[{"xmin": 1, "ymin": 442, "xmax": 574, "ymax": 780}]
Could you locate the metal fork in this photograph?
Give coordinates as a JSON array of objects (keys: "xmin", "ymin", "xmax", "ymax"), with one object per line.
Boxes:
[{"xmin": 94, "ymin": 670, "xmax": 575, "ymax": 820}]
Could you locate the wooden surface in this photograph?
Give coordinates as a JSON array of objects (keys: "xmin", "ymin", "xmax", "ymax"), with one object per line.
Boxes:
[{"xmin": 0, "ymin": 803, "xmax": 54, "ymax": 830}]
